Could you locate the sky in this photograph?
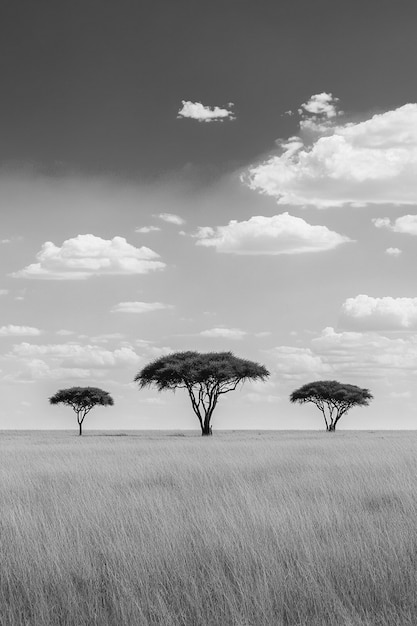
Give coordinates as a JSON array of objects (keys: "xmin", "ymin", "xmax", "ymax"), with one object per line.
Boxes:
[{"xmin": 1, "ymin": 0, "xmax": 417, "ymax": 430}]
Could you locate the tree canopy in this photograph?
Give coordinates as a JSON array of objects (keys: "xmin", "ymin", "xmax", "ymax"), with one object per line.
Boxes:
[
  {"xmin": 290, "ymin": 380, "xmax": 373, "ymax": 431},
  {"xmin": 49, "ymin": 386, "xmax": 114, "ymax": 435},
  {"xmin": 135, "ymin": 351, "xmax": 270, "ymax": 435}
]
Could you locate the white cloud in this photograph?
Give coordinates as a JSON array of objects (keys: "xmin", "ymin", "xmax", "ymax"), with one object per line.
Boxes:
[
  {"xmin": 145, "ymin": 345, "xmax": 174, "ymax": 359},
  {"xmin": 299, "ymin": 92, "xmax": 340, "ymax": 119},
  {"xmin": 19, "ymin": 359, "xmax": 97, "ymax": 382},
  {"xmin": 6, "ymin": 339, "xmax": 177, "ymax": 383},
  {"xmin": 13, "ymin": 234, "xmax": 165, "ymax": 280},
  {"xmin": 11, "ymin": 343, "xmax": 140, "ymax": 368},
  {"xmin": 312, "ymin": 326, "xmax": 417, "ymax": 377},
  {"xmin": 341, "ymin": 295, "xmax": 417, "ymax": 330},
  {"xmin": 177, "ymin": 100, "xmax": 235, "ymax": 123},
  {"xmin": 385, "ymin": 247, "xmax": 402, "ymax": 257},
  {"xmin": 111, "ymin": 301, "xmax": 173, "ymax": 314},
  {"xmin": 135, "ymin": 226, "xmax": 161, "ymax": 234},
  {"xmin": 258, "ymin": 326, "xmax": 417, "ymax": 389},
  {"xmin": 0, "ymin": 289, "xmax": 9, "ymax": 296},
  {"xmin": 155, "ymin": 213, "xmax": 185, "ymax": 226},
  {"xmin": 265, "ymin": 346, "xmax": 332, "ymax": 380},
  {"xmin": 195, "ymin": 213, "xmax": 352, "ymax": 254},
  {"xmin": 56, "ymin": 329, "xmax": 75, "ymax": 336},
  {"xmin": 298, "ymin": 92, "xmax": 342, "ymax": 133},
  {"xmin": 373, "ymin": 214, "xmax": 417, "ymax": 235},
  {"xmin": 260, "ymin": 327, "xmax": 417, "ymax": 386},
  {"xmin": 0, "ymin": 325, "xmax": 42, "ymax": 337},
  {"xmin": 244, "ymin": 101, "xmax": 417, "ymax": 208},
  {"xmin": 200, "ymin": 327, "xmax": 247, "ymax": 340}
]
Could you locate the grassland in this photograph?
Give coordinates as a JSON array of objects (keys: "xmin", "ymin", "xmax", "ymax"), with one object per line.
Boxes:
[{"xmin": 0, "ymin": 430, "xmax": 417, "ymax": 625}]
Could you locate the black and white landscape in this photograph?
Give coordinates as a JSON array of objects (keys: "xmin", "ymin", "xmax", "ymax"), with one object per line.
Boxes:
[{"xmin": 0, "ymin": 1, "xmax": 417, "ymax": 624}]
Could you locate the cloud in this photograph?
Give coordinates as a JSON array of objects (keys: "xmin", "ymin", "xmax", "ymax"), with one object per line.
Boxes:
[
  {"xmin": 200, "ymin": 327, "xmax": 247, "ymax": 340},
  {"xmin": 244, "ymin": 101, "xmax": 417, "ymax": 208},
  {"xmin": 195, "ymin": 213, "xmax": 352, "ymax": 254},
  {"xmin": 0, "ymin": 289, "xmax": 9, "ymax": 296},
  {"xmin": 177, "ymin": 100, "xmax": 235, "ymax": 123},
  {"xmin": 155, "ymin": 213, "xmax": 185, "ymax": 226},
  {"xmin": 111, "ymin": 301, "xmax": 173, "ymax": 314},
  {"xmin": 265, "ymin": 346, "xmax": 332, "ymax": 380},
  {"xmin": 297, "ymin": 92, "xmax": 342, "ymax": 133},
  {"xmin": 299, "ymin": 92, "xmax": 340, "ymax": 119},
  {"xmin": 385, "ymin": 247, "xmax": 402, "ymax": 257},
  {"xmin": 5, "ymin": 339, "xmax": 178, "ymax": 383},
  {"xmin": 340, "ymin": 295, "xmax": 417, "ymax": 330},
  {"xmin": 373, "ymin": 215, "xmax": 417, "ymax": 235},
  {"xmin": 263, "ymin": 327, "xmax": 417, "ymax": 386},
  {"xmin": 312, "ymin": 326, "xmax": 417, "ymax": 377},
  {"xmin": 135, "ymin": 226, "xmax": 161, "ymax": 234},
  {"xmin": 13, "ymin": 234, "xmax": 165, "ymax": 280},
  {"xmin": 18, "ymin": 359, "xmax": 97, "ymax": 382},
  {"xmin": 0, "ymin": 325, "xmax": 42, "ymax": 337},
  {"xmin": 11, "ymin": 342, "xmax": 140, "ymax": 368}
]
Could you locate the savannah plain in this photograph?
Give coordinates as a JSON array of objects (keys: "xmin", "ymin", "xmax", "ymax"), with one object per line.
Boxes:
[{"xmin": 1, "ymin": 430, "xmax": 416, "ymax": 626}]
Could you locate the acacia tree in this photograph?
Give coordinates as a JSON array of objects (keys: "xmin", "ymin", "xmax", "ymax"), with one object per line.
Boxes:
[
  {"xmin": 135, "ymin": 351, "xmax": 269, "ymax": 436},
  {"xmin": 290, "ymin": 380, "xmax": 373, "ymax": 431},
  {"xmin": 49, "ymin": 387, "xmax": 114, "ymax": 435}
]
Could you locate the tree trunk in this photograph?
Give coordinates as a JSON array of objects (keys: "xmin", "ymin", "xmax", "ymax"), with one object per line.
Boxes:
[
  {"xmin": 326, "ymin": 423, "xmax": 336, "ymax": 432},
  {"xmin": 79, "ymin": 421, "xmax": 83, "ymax": 436},
  {"xmin": 201, "ymin": 421, "xmax": 212, "ymax": 436}
]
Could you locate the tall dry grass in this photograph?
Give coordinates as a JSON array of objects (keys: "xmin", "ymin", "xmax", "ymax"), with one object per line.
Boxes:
[{"xmin": 0, "ymin": 430, "xmax": 416, "ymax": 625}]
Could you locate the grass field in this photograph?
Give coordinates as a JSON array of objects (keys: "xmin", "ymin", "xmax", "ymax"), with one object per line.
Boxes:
[{"xmin": 0, "ymin": 430, "xmax": 417, "ymax": 625}]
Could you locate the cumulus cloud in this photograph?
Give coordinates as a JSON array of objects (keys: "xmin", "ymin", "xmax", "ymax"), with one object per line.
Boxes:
[
  {"xmin": 299, "ymin": 92, "xmax": 340, "ymax": 119},
  {"xmin": 340, "ymin": 295, "xmax": 417, "ymax": 330},
  {"xmin": 19, "ymin": 359, "xmax": 96, "ymax": 382},
  {"xmin": 312, "ymin": 326, "xmax": 417, "ymax": 377},
  {"xmin": 265, "ymin": 346, "xmax": 332, "ymax": 380},
  {"xmin": 11, "ymin": 342, "xmax": 140, "ymax": 368},
  {"xmin": 111, "ymin": 301, "xmax": 173, "ymax": 314},
  {"xmin": 263, "ymin": 326, "xmax": 417, "ymax": 385},
  {"xmin": 385, "ymin": 247, "xmax": 402, "ymax": 257},
  {"xmin": 135, "ymin": 226, "xmax": 161, "ymax": 234},
  {"xmin": 373, "ymin": 214, "xmax": 417, "ymax": 235},
  {"xmin": 155, "ymin": 213, "xmax": 185, "ymax": 226},
  {"xmin": 195, "ymin": 213, "xmax": 352, "ymax": 254},
  {"xmin": 297, "ymin": 92, "xmax": 342, "ymax": 133},
  {"xmin": 0, "ymin": 325, "xmax": 42, "ymax": 336},
  {"xmin": 13, "ymin": 234, "xmax": 165, "ymax": 280},
  {"xmin": 200, "ymin": 327, "xmax": 247, "ymax": 340},
  {"xmin": 244, "ymin": 101, "xmax": 417, "ymax": 208},
  {"xmin": 177, "ymin": 100, "xmax": 235, "ymax": 123}
]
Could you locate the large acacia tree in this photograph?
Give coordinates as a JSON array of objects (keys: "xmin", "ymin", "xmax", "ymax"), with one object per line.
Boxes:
[
  {"xmin": 49, "ymin": 386, "xmax": 114, "ymax": 435},
  {"xmin": 290, "ymin": 380, "xmax": 373, "ymax": 431},
  {"xmin": 135, "ymin": 351, "xmax": 269, "ymax": 435}
]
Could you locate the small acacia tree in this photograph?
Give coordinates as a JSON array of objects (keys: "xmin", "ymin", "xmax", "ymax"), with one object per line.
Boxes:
[
  {"xmin": 49, "ymin": 386, "xmax": 114, "ymax": 435},
  {"xmin": 135, "ymin": 351, "xmax": 269, "ymax": 436},
  {"xmin": 290, "ymin": 380, "xmax": 373, "ymax": 431}
]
